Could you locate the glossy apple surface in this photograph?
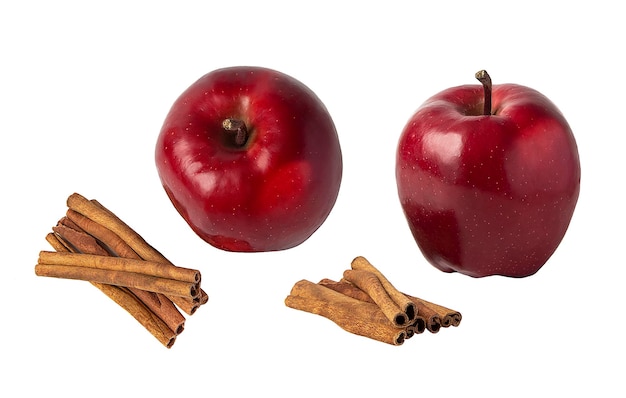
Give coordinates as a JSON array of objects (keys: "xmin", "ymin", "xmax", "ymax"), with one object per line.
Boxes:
[
  {"xmin": 155, "ymin": 66, "xmax": 342, "ymax": 252},
  {"xmin": 396, "ymin": 71, "xmax": 580, "ymax": 277}
]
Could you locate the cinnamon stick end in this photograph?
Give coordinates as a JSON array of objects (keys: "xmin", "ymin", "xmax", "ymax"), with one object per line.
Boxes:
[
  {"xmin": 405, "ymin": 302, "xmax": 416, "ymax": 323},
  {"xmin": 427, "ymin": 318, "xmax": 442, "ymax": 334}
]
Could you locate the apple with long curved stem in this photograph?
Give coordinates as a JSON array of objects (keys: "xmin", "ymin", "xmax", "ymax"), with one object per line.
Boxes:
[
  {"xmin": 155, "ymin": 66, "xmax": 343, "ymax": 252},
  {"xmin": 396, "ymin": 70, "xmax": 581, "ymax": 277}
]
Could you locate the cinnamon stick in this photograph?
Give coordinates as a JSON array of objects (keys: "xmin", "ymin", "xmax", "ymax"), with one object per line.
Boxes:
[
  {"xmin": 35, "ymin": 260, "xmax": 200, "ymax": 300},
  {"xmin": 50, "ymin": 222, "xmax": 186, "ymax": 335},
  {"xmin": 318, "ymin": 278, "xmax": 371, "ymax": 301},
  {"xmin": 93, "ymin": 283, "xmax": 178, "ymax": 348},
  {"xmin": 318, "ymin": 278, "xmax": 426, "ymax": 336},
  {"xmin": 66, "ymin": 208, "xmax": 196, "ymax": 322},
  {"xmin": 52, "ymin": 224, "xmax": 109, "ymax": 256},
  {"xmin": 407, "ymin": 316, "xmax": 426, "ymax": 335},
  {"xmin": 65, "ymin": 209, "xmax": 139, "ymax": 259},
  {"xmin": 45, "ymin": 233, "xmax": 177, "ymax": 348},
  {"xmin": 46, "ymin": 232, "xmax": 68, "ymax": 252},
  {"xmin": 38, "ymin": 251, "xmax": 200, "ymax": 284},
  {"xmin": 66, "ymin": 193, "xmax": 208, "ymax": 313},
  {"xmin": 407, "ymin": 295, "xmax": 461, "ymax": 328},
  {"xmin": 406, "ymin": 297, "xmax": 441, "ymax": 333},
  {"xmin": 286, "ymin": 280, "xmax": 406, "ymax": 346},
  {"xmin": 350, "ymin": 256, "xmax": 416, "ymax": 323},
  {"xmin": 286, "ymin": 256, "xmax": 461, "ymax": 344},
  {"xmin": 324, "ymin": 271, "xmax": 441, "ymax": 333},
  {"xmin": 67, "ymin": 193, "xmax": 169, "ymax": 264},
  {"xmin": 170, "ymin": 292, "xmax": 208, "ymax": 316},
  {"xmin": 342, "ymin": 269, "xmax": 409, "ymax": 327}
]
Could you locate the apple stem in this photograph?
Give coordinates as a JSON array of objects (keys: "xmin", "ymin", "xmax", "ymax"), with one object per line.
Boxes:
[
  {"xmin": 475, "ymin": 70, "xmax": 492, "ymax": 115},
  {"xmin": 222, "ymin": 118, "xmax": 248, "ymax": 147}
]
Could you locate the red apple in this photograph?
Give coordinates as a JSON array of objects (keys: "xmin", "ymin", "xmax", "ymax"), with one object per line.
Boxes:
[
  {"xmin": 155, "ymin": 66, "xmax": 342, "ymax": 252},
  {"xmin": 396, "ymin": 70, "xmax": 580, "ymax": 277}
]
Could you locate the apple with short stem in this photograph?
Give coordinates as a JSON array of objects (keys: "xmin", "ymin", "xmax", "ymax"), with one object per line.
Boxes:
[
  {"xmin": 396, "ymin": 70, "xmax": 580, "ymax": 277},
  {"xmin": 156, "ymin": 66, "xmax": 343, "ymax": 252}
]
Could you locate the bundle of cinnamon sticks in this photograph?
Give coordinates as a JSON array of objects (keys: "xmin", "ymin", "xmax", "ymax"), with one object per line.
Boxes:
[
  {"xmin": 285, "ymin": 256, "xmax": 461, "ymax": 345},
  {"xmin": 35, "ymin": 193, "xmax": 208, "ymax": 348}
]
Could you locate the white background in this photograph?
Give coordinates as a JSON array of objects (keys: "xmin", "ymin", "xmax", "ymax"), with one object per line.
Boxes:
[{"xmin": 2, "ymin": 1, "xmax": 624, "ymax": 396}]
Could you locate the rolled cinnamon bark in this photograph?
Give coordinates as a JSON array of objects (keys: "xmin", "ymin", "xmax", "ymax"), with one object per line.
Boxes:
[
  {"xmin": 408, "ymin": 316, "xmax": 426, "ymax": 335},
  {"xmin": 318, "ymin": 278, "xmax": 371, "ymax": 301},
  {"xmin": 327, "ymin": 274, "xmax": 442, "ymax": 333},
  {"xmin": 38, "ymin": 251, "xmax": 200, "ymax": 284},
  {"xmin": 49, "ymin": 224, "xmax": 187, "ymax": 336},
  {"xmin": 288, "ymin": 257, "xmax": 460, "ymax": 343},
  {"xmin": 319, "ymin": 278, "xmax": 427, "ymax": 335},
  {"xmin": 407, "ymin": 295, "xmax": 461, "ymax": 328},
  {"xmin": 66, "ymin": 207, "xmax": 201, "ymax": 320},
  {"xmin": 35, "ymin": 262, "xmax": 200, "ymax": 299},
  {"xmin": 126, "ymin": 289, "xmax": 185, "ymax": 335},
  {"xmin": 286, "ymin": 280, "xmax": 406, "ymax": 346},
  {"xmin": 44, "ymin": 233, "xmax": 178, "ymax": 347},
  {"xmin": 65, "ymin": 209, "xmax": 140, "ymax": 259},
  {"xmin": 93, "ymin": 283, "xmax": 177, "ymax": 348},
  {"xmin": 52, "ymin": 224, "xmax": 109, "ymax": 256},
  {"xmin": 406, "ymin": 297, "xmax": 441, "ymax": 333},
  {"xmin": 67, "ymin": 193, "xmax": 168, "ymax": 264},
  {"xmin": 342, "ymin": 269, "xmax": 409, "ymax": 327},
  {"xmin": 350, "ymin": 256, "xmax": 416, "ymax": 322},
  {"xmin": 66, "ymin": 193, "xmax": 208, "ymax": 313}
]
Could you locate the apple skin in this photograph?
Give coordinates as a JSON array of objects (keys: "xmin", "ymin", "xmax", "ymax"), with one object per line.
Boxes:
[
  {"xmin": 155, "ymin": 66, "xmax": 342, "ymax": 252},
  {"xmin": 396, "ymin": 80, "xmax": 580, "ymax": 277}
]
